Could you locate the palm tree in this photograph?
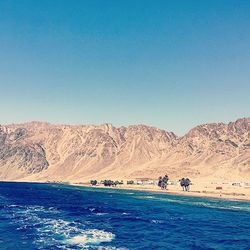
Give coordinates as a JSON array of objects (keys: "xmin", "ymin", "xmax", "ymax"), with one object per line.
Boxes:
[
  {"xmin": 162, "ymin": 175, "xmax": 168, "ymax": 189},
  {"xmin": 179, "ymin": 178, "xmax": 191, "ymax": 191},
  {"xmin": 185, "ymin": 178, "xmax": 191, "ymax": 191},
  {"xmin": 158, "ymin": 175, "xmax": 169, "ymax": 189},
  {"xmin": 90, "ymin": 180, "xmax": 97, "ymax": 186},
  {"xmin": 180, "ymin": 178, "xmax": 186, "ymax": 191},
  {"xmin": 158, "ymin": 176, "xmax": 163, "ymax": 188}
]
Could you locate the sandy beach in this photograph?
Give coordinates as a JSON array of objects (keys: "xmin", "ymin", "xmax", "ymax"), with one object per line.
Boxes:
[{"xmin": 70, "ymin": 180, "xmax": 250, "ymax": 202}]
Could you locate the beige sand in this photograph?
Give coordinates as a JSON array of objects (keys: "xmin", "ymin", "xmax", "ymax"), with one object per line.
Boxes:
[{"xmin": 70, "ymin": 179, "xmax": 250, "ymax": 202}]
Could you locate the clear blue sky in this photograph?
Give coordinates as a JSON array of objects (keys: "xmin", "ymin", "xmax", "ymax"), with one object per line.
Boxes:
[{"xmin": 0, "ymin": 0, "xmax": 249, "ymax": 135}]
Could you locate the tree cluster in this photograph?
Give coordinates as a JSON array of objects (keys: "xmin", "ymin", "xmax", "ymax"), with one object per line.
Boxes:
[
  {"xmin": 103, "ymin": 180, "xmax": 123, "ymax": 187},
  {"xmin": 158, "ymin": 174, "xmax": 169, "ymax": 189},
  {"xmin": 179, "ymin": 178, "xmax": 191, "ymax": 191},
  {"xmin": 90, "ymin": 180, "xmax": 97, "ymax": 186}
]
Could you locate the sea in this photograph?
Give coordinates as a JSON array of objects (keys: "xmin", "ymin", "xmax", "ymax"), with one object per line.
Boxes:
[{"xmin": 0, "ymin": 182, "xmax": 250, "ymax": 250}]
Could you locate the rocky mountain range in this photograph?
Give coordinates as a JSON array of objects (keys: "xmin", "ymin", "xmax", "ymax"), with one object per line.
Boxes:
[{"xmin": 0, "ymin": 118, "xmax": 249, "ymax": 182}]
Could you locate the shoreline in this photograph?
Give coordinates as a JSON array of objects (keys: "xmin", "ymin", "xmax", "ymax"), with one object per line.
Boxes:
[
  {"xmin": 70, "ymin": 182, "xmax": 250, "ymax": 202},
  {"xmin": 1, "ymin": 179, "xmax": 250, "ymax": 202}
]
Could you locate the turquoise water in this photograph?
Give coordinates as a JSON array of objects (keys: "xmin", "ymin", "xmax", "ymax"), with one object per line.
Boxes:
[{"xmin": 0, "ymin": 182, "xmax": 250, "ymax": 249}]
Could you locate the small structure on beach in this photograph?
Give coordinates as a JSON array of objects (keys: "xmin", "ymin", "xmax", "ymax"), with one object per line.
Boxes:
[
  {"xmin": 127, "ymin": 180, "xmax": 134, "ymax": 185},
  {"xmin": 134, "ymin": 178, "xmax": 158, "ymax": 185}
]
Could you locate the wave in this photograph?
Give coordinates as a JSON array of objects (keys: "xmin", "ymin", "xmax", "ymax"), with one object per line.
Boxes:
[
  {"xmin": 6, "ymin": 204, "xmax": 59, "ymax": 213},
  {"xmin": 96, "ymin": 212, "xmax": 109, "ymax": 216},
  {"xmin": 6, "ymin": 204, "xmax": 116, "ymax": 249},
  {"xmin": 136, "ymin": 195, "xmax": 156, "ymax": 200},
  {"xmin": 36, "ymin": 218, "xmax": 115, "ymax": 248},
  {"xmin": 122, "ymin": 212, "xmax": 130, "ymax": 215},
  {"xmin": 66, "ymin": 229, "xmax": 114, "ymax": 245},
  {"xmin": 151, "ymin": 219, "xmax": 164, "ymax": 224},
  {"xmin": 193, "ymin": 203, "xmax": 250, "ymax": 212},
  {"xmin": 6, "ymin": 204, "xmax": 20, "ymax": 208},
  {"xmin": 134, "ymin": 195, "xmax": 250, "ymax": 212}
]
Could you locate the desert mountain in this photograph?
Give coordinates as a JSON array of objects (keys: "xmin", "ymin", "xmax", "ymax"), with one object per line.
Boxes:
[{"xmin": 0, "ymin": 118, "xmax": 249, "ymax": 182}]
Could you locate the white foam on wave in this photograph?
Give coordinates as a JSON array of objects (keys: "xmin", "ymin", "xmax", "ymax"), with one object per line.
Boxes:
[
  {"xmin": 8, "ymin": 204, "xmax": 58, "ymax": 214},
  {"xmin": 157, "ymin": 197, "xmax": 250, "ymax": 212},
  {"xmin": 8, "ymin": 204, "xmax": 116, "ymax": 248},
  {"xmin": 229, "ymin": 205, "xmax": 250, "ymax": 212},
  {"xmin": 38, "ymin": 218, "xmax": 116, "ymax": 248},
  {"xmin": 136, "ymin": 195, "xmax": 156, "ymax": 200},
  {"xmin": 67, "ymin": 229, "xmax": 114, "ymax": 246},
  {"xmin": 136, "ymin": 195, "xmax": 250, "ymax": 212},
  {"xmin": 39, "ymin": 218, "xmax": 115, "ymax": 248},
  {"xmin": 151, "ymin": 219, "xmax": 164, "ymax": 224},
  {"xmin": 96, "ymin": 212, "xmax": 109, "ymax": 216},
  {"xmin": 5, "ymin": 203, "xmax": 128, "ymax": 249},
  {"xmin": 5, "ymin": 204, "xmax": 20, "ymax": 208},
  {"xmin": 194, "ymin": 202, "xmax": 250, "ymax": 212}
]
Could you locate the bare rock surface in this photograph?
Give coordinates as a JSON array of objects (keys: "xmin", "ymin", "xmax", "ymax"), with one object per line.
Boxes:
[{"xmin": 0, "ymin": 118, "xmax": 249, "ymax": 182}]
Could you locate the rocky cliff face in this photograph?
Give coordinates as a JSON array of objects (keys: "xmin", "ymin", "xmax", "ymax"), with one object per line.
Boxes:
[
  {"xmin": 0, "ymin": 118, "xmax": 249, "ymax": 181},
  {"xmin": 0, "ymin": 126, "xmax": 49, "ymax": 179},
  {"xmin": 167, "ymin": 118, "xmax": 250, "ymax": 179}
]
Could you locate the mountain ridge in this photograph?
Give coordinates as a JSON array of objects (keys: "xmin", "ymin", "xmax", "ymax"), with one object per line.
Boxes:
[{"xmin": 0, "ymin": 118, "xmax": 249, "ymax": 182}]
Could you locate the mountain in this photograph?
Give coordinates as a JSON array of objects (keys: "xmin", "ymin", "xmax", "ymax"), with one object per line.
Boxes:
[{"xmin": 0, "ymin": 118, "xmax": 249, "ymax": 182}]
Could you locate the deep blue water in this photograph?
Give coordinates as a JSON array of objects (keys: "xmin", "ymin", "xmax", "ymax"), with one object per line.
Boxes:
[{"xmin": 0, "ymin": 183, "xmax": 250, "ymax": 250}]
